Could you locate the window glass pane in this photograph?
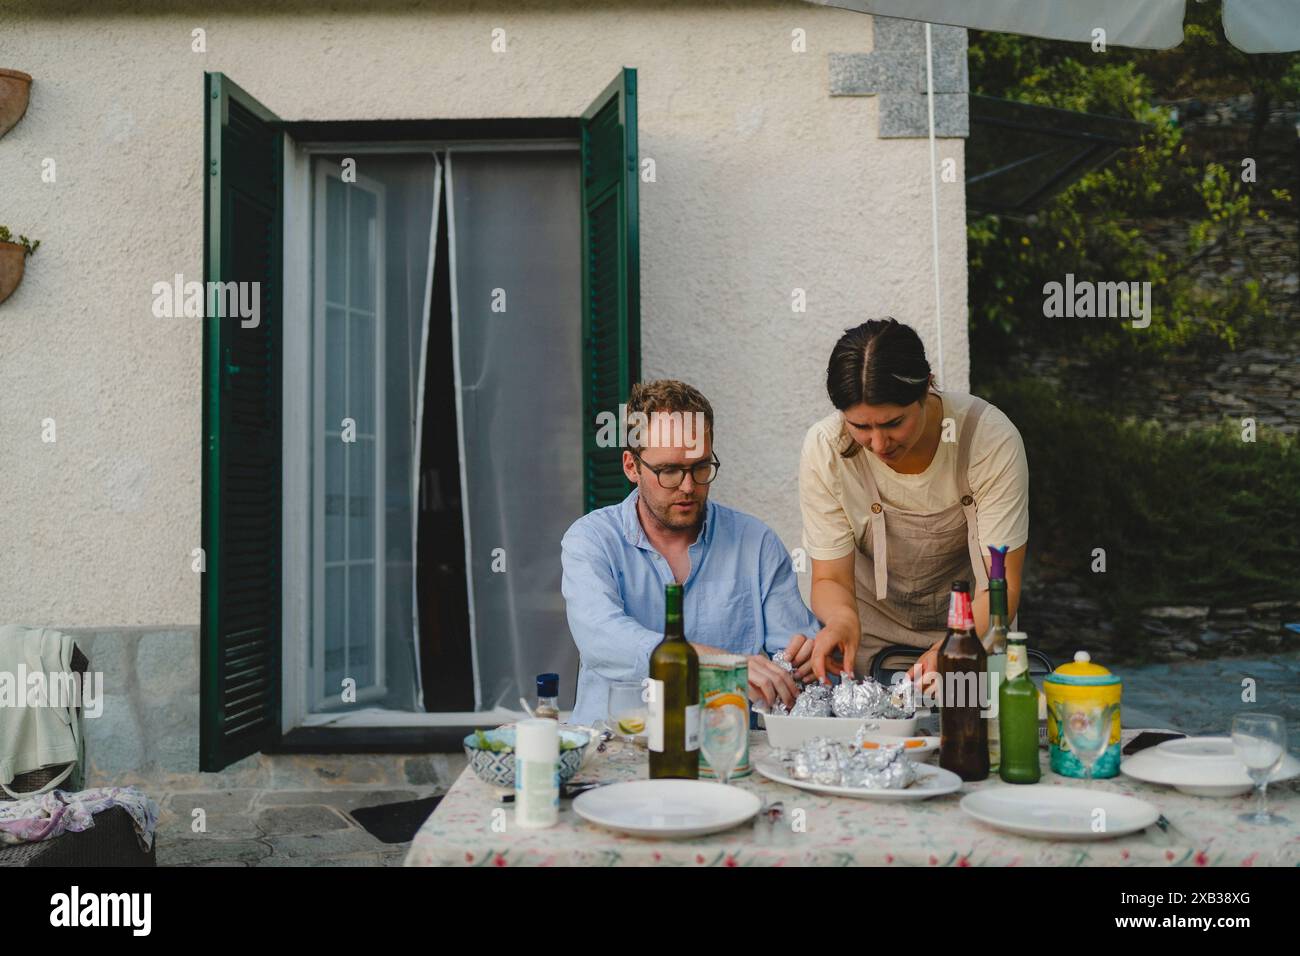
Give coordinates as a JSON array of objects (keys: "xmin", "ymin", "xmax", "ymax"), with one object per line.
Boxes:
[
  {"xmin": 325, "ymin": 176, "xmax": 347, "ymax": 305},
  {"xmin": 325, "ymin": 438, "xmax": 344, "ymax": 562},
  {"xmin": 325, "ymin": 565, "xmax": 345, "ymax": 691},
  {"xmin": 348, "ymin": 563, "xmax": 374, "ymax": 688},
  {"xmin": 325, "ymin": 305, "xmax": 346, "ymax": 428},
  {"xmin": 349, "ymin": 188, "xmax": 377, "ymax": 312},
  {"xmin": 348, "ymin": 440, "xmax": 374, "ymax": 560},
  {"xmin": 349, "ymin": 313, "xmax": 374, "ymax": 431}
]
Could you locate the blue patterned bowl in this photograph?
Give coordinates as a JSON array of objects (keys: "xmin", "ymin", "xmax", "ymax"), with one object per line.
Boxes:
[{"xmin": 463, "ymin": 727, "xmax": 590, "ymax": 790}]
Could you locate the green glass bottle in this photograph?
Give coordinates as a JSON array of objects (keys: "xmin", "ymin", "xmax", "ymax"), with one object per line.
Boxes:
[
  {"xmin": 648, "ymin": 584, "xmax": 699, "ymax": 779},
  {"xmin": 983, "ymin": 548, "xmax": 1010, "ymax": 774},
  {"xmin": 998, "ymin": 630, "xmax": 1041, "ymax": 784}
]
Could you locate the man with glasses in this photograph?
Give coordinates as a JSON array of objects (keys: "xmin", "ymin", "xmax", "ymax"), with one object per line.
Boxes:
[{"xmin": 562, "ymin": 380, "xmax": 819, "ymax": 726}]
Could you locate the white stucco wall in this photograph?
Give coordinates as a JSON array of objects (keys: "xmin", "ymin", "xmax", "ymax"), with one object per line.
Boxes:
[{"xmin": 0, "ymin": 0, "xmax": 967, "ymax": 627}]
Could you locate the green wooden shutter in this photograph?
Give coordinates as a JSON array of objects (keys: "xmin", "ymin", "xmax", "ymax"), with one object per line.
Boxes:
[
  {"xmin": 201, "ymin": 72, "xmax": 283, "ymax": 771},
  {"xmin": 580, "ymin": 68, "xmax": 641, "ymax": 513}
]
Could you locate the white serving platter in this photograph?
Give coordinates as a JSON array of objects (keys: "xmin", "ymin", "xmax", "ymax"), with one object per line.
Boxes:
[{"xmin": 753, "ymin": 754, "xmax": 962, "ymax": 801}]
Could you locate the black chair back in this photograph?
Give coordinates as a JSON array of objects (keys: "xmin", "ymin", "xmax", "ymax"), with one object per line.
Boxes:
[{"xmin": 869, "ymin": 643, "xmax": 1054, "ymax": 687}]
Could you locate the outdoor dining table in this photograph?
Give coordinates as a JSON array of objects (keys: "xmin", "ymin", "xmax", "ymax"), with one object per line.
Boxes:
[{"xmin": 405, "ymin": 727, "xmax": 1300, "ymax": 867}]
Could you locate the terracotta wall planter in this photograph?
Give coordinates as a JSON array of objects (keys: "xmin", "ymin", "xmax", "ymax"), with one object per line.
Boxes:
[
  {"xmin": 0, "ymin": 241, "xmax": 27, "ymax": 304},
  {"xmin": 0, "ymin": 68, "xmax": 32, "ymax": 140}
]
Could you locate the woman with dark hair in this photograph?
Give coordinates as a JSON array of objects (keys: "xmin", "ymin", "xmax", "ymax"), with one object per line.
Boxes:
[{"xmin": 787, "ymin": 318, "xmax": 1028, "ymax": 684}]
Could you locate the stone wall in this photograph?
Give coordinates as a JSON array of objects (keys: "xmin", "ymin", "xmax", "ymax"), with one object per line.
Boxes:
[
  {"xmin": 1014, "ymin": 217, "xmax": 1299, "ymax": 438},
  {"xmin": 58, "ymin": 626, "xmax": 468, "ymax": 787},
  {"xmin": 56, "ymin": 627, "xmax": 201, "ymax": 779},
  {"xmin": 1018, "ymin": 578, "xmax": 1300, "ymax": 667}
]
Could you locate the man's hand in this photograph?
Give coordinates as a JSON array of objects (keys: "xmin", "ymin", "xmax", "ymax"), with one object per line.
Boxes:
[
  {"xmin": 746, "ymin": 654, "xmax": 800, "ymax": 710},
  {"xmin": 784, "ymin": 633, "xmax": 823, "ymax": 684}
]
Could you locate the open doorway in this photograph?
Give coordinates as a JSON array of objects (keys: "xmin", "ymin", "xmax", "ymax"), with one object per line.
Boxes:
[
  {"xmin": 416, "ymin": 170, "xmax": 474, "ymax": 711},
  {"xmin": 297, "ymin": 143, "xmax": 584, "ymax": 720}
]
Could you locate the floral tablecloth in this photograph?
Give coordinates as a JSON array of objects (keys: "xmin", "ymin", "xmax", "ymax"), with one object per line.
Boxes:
[{"xmin": 405, "ymin": 730, "xmax": 1300, "ymax": 867}]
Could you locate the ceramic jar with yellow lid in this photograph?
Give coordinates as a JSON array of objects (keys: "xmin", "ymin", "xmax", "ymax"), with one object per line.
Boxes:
[{"xmin": 1044, "ymin": 650, "xmax": 1122, "ymax": 778}]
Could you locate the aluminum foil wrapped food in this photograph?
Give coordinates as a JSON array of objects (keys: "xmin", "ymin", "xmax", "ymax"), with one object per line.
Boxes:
[
  {"xmin": 835, "ymin": 676, "xmax": 918, "ymax": 719},
  {"xmin": 763, "ymin": 650, "xmax": 916, "ymax": 720},
  {"xmin": 778, "ymin": 736, "xmax": 917, "ymax": 790},
  {"xmin": 830, "ymin": 678, "xmax": 889, "ymax": 718},
  {"xmin": 764, "ymin": 650, "xmax": 798, "ymax": 715},
  {"xmin": 789, "ymin": 682, "xmax": 833, "ymax": 717},
  {"xmin": 885, "ymin": 677, "xmax": 916, "ymax": 718}
]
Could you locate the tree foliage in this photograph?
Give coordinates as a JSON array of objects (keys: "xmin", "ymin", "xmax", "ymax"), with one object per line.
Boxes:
[{"xmin": 967, "ymin": 14, "xmax": 1295, "ymax": 370}]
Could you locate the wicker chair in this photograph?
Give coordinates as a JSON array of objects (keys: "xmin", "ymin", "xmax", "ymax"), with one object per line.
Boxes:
[{"xmin": 0, "ymin": 643, "xmax": 156, "ymax": 867}]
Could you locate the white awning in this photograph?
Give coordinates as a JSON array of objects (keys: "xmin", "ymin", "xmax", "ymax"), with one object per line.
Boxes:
[
  {"xmin": 805, "ymin": 0, "xmax": 1300, "ymax": 52},
  {"xmin": 1224, "ymin": 0, "xmax": 1300, "ymax": 53}
]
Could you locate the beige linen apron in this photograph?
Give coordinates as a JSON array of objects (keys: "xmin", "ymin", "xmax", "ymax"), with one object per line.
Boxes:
[{"xmin": 849, "ymin": 392, "xmax": 1018, "ymax": 675}]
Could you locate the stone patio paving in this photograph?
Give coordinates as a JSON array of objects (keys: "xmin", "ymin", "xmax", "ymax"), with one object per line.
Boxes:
[
  {"xmin": 144, "ymin": 652, "xmax": 1300, "ymax": 865},
  {"xmin": 145, "ymin": 753, "xmax": 468, "ymax": 866}
]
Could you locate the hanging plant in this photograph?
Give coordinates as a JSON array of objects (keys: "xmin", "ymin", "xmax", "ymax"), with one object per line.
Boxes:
[
  {"xmin": 0, "ymin": 69, "xmax": 32, "ymax": 140},
  {"xmin": 0, "ymin": 226, "xmax": 39, "ymax": 305}
]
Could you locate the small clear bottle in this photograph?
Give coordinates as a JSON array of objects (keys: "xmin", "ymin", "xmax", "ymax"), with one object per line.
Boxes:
[
  {"xmin": 535, "ymin": 673, "xmax": 560, "ymax": 720},
  {"xmin": 514, "ymin": 719, "xmax": 559, "ymax": 829}
]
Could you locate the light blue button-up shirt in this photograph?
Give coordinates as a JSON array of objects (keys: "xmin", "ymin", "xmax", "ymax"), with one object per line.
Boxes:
[{"xmin": 561, "ymin": 489, "xmax": 821, "ymax": 726}]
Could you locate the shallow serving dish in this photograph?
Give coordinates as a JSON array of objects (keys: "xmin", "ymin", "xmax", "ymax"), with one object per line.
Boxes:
[
  {"xmin": 858, "ymin": 734, "xmax": 940, "ymax": 760},
  {"xmin": 758, "ymin": 711, "xmax": 918, "ymax": 749},
  {"xmin": 754, "ymin": 754, "xmax": 960, "ymax": 801},
  {"xmin": 1120, "ymin": 735, "xmax": 1300, "ymax": 797}
]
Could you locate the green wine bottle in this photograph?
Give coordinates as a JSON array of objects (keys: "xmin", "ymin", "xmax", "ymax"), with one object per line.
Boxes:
[
  {"xmin": 998, "ymin": 630, "xmax": 1041, "ymax": 784},
  {"xmin": 983, "ymin": 547, "xmax": 1010, "ymax": 774},
  {"xmin": 648, "ymin": 584, "xmax": 699, "ymax": 779}
]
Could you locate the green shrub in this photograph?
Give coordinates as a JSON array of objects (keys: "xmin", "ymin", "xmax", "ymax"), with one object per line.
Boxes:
[{"xmin": 985, "ymin": 377, "xmax": 1300, "ymax": 624}]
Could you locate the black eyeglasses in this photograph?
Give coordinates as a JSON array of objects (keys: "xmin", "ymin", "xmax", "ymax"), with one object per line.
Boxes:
[{"xmin": 632, "ymin": 451, "xmax": 721, "ymax": 489}]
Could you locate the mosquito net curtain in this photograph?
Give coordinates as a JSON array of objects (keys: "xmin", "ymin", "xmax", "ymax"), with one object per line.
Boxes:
[{"xmin": 448, "ymin": 149, "xmax": 583, "ymax": 712}]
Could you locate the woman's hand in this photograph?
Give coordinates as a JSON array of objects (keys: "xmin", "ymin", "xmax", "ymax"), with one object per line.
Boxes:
[
  {"xmin": 802, "ymin": 620, "xmax": 858, "ymax": 685},
  {"xmin": 906, "ymin": 638, "xmax": 944, "ymax": 698}
]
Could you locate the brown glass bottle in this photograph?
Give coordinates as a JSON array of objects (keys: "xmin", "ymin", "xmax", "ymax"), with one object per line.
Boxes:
[{"xmin": 938, "ymin": 580, "xmax": 990, "ymax": 781}]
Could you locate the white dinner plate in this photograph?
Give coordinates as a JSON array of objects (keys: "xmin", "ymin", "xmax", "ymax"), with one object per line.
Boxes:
[
  {"xmin": 572, "ymin": 780, "xmax": 760, "ymax": 838},
  {"xmin": 1120, "ymin": 736, "xmax": 1300, "ymax": 797},
  {"xmin": 753, "ymin": 755, "xmax": 962, "ymax": 801},
  {"xmin": 961, "ymin": 786, "xmax": 1159, "ymax": 840}
]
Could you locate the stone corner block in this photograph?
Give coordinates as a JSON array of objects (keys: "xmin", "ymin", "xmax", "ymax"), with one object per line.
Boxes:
[{"xmin": 879, "ymin": 93, "xmax": 969, "ymax": 138}]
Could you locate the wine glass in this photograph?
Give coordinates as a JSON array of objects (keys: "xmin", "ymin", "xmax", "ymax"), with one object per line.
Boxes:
[
  {"xmin": 1232, "ymin": 713, "xmax": 1290, "ymax": 825},
  {"xmin": 1057, "ymin": 701, "xmax": 1118, "ymax": 782},
  {"xmin": 606, "ymin": 681, "xmax": 647, "ymax": 739},
  {"xmin": 701, "ymin": 703, "xmax": 747, "ymax": 786}
]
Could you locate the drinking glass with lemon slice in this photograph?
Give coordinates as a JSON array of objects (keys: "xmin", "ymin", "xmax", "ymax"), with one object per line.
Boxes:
[{"xmin": 607, "ymin": 681, "xmax": 648, "ymax": 743}]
